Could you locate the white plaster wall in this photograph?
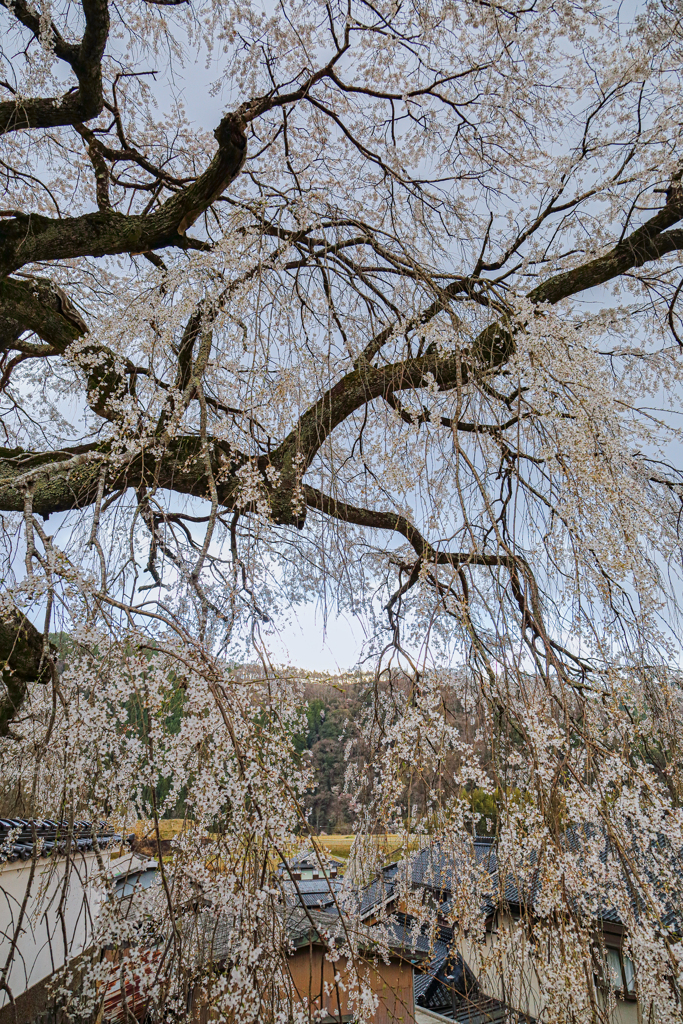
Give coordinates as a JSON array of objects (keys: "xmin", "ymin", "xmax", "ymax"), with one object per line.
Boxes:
[
  {"xmin": 457, "ymin": 913, "xmax": 639, "ymax": 1024},
  {"xmin": 0, "ymin": 850, "xmax": 113, "ymax": 1007}
]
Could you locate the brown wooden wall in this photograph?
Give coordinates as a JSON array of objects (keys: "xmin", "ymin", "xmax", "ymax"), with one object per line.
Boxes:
[
  {"xmin": 191, "ymin": 945, "xmax": 415, "ymax": 1023},
  {"xmin": 287, "ymin": 946, "xmax": 416, "ymax": 1024}
]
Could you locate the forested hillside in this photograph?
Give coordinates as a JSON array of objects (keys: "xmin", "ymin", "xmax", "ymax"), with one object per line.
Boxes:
[
  {"xmin": 294, "ymin": 673, "xmax": 497, "ymax": 835},
  {"xmin": 294, "ymin": 680, "xmax": 367, "ymax": 832},
  {"xmin": 0, "ymin": 649, "xmax": 494, "ymax": 834}
]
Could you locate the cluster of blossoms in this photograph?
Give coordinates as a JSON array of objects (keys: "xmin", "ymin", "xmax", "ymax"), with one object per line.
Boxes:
[{"xmin": 1, "ymin": 0, "xmax": 683, "ymax": 1018}]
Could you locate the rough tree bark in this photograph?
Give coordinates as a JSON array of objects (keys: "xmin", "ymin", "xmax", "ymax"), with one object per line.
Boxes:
[{"xmin": 0, "ymin": 610, "xmax": 53, "ymax": 736}]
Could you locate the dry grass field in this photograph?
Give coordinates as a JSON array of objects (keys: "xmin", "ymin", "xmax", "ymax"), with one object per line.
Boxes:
[
  {"xmin": 314, "ymin": 834, "xmax": 410, "ymax": 861},
  {"xmin": 128, "ymin": 824, "xmax": 418, "ymax": 869},
  {"xmin": 131, "ymin": 818, "xmax": 187, "ymax": 842}
]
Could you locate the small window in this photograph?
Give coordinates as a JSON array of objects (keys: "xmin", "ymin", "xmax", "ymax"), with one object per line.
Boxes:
[
  {"xmin": 601, "ymin": 947, "xmax": 636, "ymax": 998},
  {"xmin": 622, "ymin": 954, "xmax": 636, "ymax": 995},
  {"xmin": 605, "ymin": 948, "xmax": 622, "ymax": 990}
]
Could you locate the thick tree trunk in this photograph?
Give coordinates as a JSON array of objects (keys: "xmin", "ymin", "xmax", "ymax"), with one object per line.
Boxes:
[{"xmin": 0, "ymin": 609, "xmax": 53, "ymax": 736}]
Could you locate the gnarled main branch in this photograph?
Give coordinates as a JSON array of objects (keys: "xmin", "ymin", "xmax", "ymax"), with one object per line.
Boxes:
[
  {"xmin": 0, "ymin": 607, "xmax": 54, "ymax": 736},
  {"xmin": 0, "ymin": 0, "xmax": 110, "ymax": 133}
]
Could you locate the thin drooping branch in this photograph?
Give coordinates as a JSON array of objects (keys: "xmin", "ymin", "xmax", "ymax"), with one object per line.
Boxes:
[
  {"xmin": 302, "ymin": 484, "xmax": 565, "ymax": 672},
  {"xmin": 302, "ymin": 484, "xmax": 506, "ymax": 567}
]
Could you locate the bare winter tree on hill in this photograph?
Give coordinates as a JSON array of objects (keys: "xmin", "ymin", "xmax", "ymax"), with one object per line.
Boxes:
[{"xmin": 1, "ymin": 0, "xmax": 683, "ymax": 1019}]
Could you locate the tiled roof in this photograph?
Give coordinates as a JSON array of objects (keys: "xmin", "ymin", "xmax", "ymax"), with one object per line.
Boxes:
[
  {"xmin": 280, "ymin": 876, "xmax": 342, "ymax": 893},
  {"xmin": 276, "ymin": 848, "xmax": 345, "ymax": 871},
  {"xmin": 0, "ymin": 818, "xmax": 132, "ymax": 863},
  {"xmin": 280, "ymin": 839, "xmax": 495, "ymax": 923},
  {"xmin": 279, "ymin": 876, "xmax": 343, "ymax": 909},
  {"xmin": 450, "ymin": 994, "xmax": 527, "ymax": 1023},
  {"xmin": 368, "ymin": 827, "xmax": 683, "ymax": 936},
  {"xmin": 280, "ymin": 825, "xmax": 683, "ymax": 961},
  {"xmin": 390, "ymin": 912, "xmax": 477, "ymax": 1010},
  {"xmin": 282, "ymin": 906, "xmax": 357, "ymax": 948},
  {"xmin": 186, "ymin": 903, "xmax": 425, "ymax": 970},
  {"xmin": 295, "ymin": 868, "xmax": 398, "ymax": 920},
  {"xmin": 381, "ymin": 912, "xmax": 450, "ymax": 949},
  {"xmin": 295, "ymin": 892, "xmax": 331, "ymax": 908},
  {"xmin": 479, "ymin": 823, "xmax": 683, "ymax": 933},
  {"xmin": 412, "ymin": 938, "xmax": 450, "ymax": 1001},
  {"xmin": 560, "ymin": 822, "xmax": 682, "ymax": 931},
  {"xmin": 358, "ymin": 871, "xmax": 397, "ymax": 917},
  {"xmin": 341, "ymin": 838, "xmax": 496, "ymax": 921},
  {"xmin": 402, "ymin": 839, "xmax": 497, "ymax": 897},
  {"xmin": 284, "ymin": 905, "xmax": 430, "ymax": 958}
]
